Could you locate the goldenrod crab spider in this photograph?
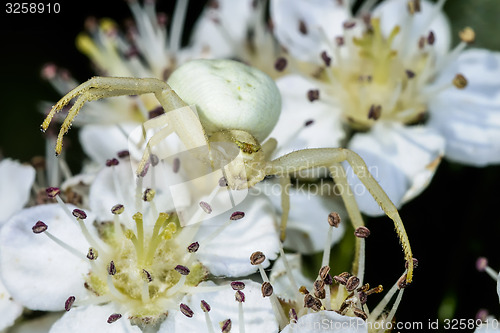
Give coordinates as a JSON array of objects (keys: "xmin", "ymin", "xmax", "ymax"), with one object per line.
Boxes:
[{"xmin": 41, "ymin": 59, "xmax": 414, "ymax": 283}]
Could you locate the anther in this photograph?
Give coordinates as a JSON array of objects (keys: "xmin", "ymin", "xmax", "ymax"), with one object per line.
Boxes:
[
  {"xmin": 405, "ymin": 258, "xmax": 419, "ymax": 270},
  {"xmin": 368, "ymin": 105, "xmax": 382, "ymax": 120},
  {"xmin": 354, "ymin": 226, "xmax": 370, "ymax": 238},
  {"xmin": 353, "ymin": 308, "xmax": 368, "ymax": 321},
  {"xmin": 335, "ymin": 36, "xmax": 345, "ymax": 46},
  {"xmin": 289, "ymin": 308, "xmax": 298, "ymax": 323},
  {"xmin": 346, "ymin": 275, "xmax": 360, "ymax": 291},
  {"xmin": 46, "ymin": 187, "xmax": 60, "ymax": 198},
  {"xmin": 230, "ymin": 211, "xmax": 245, "ymax": 220},
  {"xmin": 142, "ymin": 269, "xmax": 153, "ymax": 282},
  {"xmin": 358, "ymin": 291, "xmax": 367, "ymax": 305},
  {"xmin": 333, "ymin": 273, "xmax": 349, "ymax": 285},
  {"xmin": 274, "ymin": 57, "xmax": 287, "ymax": 72},
  {"xmin": 327, "ymin": 212, "xmax": 341, "ymax": 227},
  {"xmin": 143, "ymin": 188, "xmax": 156, "ymax": 202},
  {"xmin": 149, "ymin": 154, "xmax": 159, "ymax": 167},
  {"xmin": 418, "ymin": 36, "xmax": 426, "ymax": 49},
  {"xmin": 476, "ymin": 257, "xmax": 488, "ymax": 272},
  {"xmin": 235, "ymin": 290, "xmax": 245, "ymax": 303},
  {"xmin": 221, "ymin": 319, "xmax": 232, "ymax": 333},
  {"xmin": 459, "ymin": 27, "xmax": 475, "ymax": 44},
  {"xmin": 219, "ymin": 177, "xmax": 228, "ymax": 187},
  {"xmin": 117, "ymin": 150, "xmax": 130, "ymax": 159},
  {"xmin": 87, "ymin": 248, "xmax": 98, "ymax": 260},
  {"xmin": 307, "ymin": 89, "xmax": 320, "ymax": 102},
  {"xmin": 65, "ymin": 296, "xmax": 75, "ymax": 311},
  {"xmin": 453, "ymin": 74, "xmax": 467, "ymax": 89},
  {"xmin": 324, "ymin": 274, "xmax": 333, "ymax": 285},
  {"xmin": 427, "ymin": 31, "xmax": 435, "ymax": 45},
  {"xmin": 180, "ymin": 303, "xmax": 194, "ymax": 318},
  {"xmin": 299, "ymin": 286, "xmax": 309, "ymax": 294},
  {"xmin": 199, "ymin": 201, "xmax": 212, "ymax": 214},
  {"xmin": 298, "ymin": 20, "xmax": 308, "ymax": 35},
  {"xmin": 314, "ymin": 281, "xmax": 326, "ymax": 299},
  {"xmin": 321, "ymin": 51, "xmax": 331, "ymax": 67},
  {"xmin": 188, "ymin": 242, "xmax": 200, "ymax": 253},
  {"xmin": 108, "ymin": 261, "xmax": 117, "ymax": 276},
  {"xmin": 343, "ymin": 21, "xmax": 356, "ymax": 29},
  {"xmin": 405, "ymin": 70, "xmax": 416, "ymax": 79},
  {"xmin": 231, "ymin": 281, "xmax": 246, "ymax": 290},
  {"xmin": 261, "ymin": 282, "xmax": 273, "ymax": 297},
  {"xmin": 173, "ymin": 157, "xmax": 180, "ymax": 173},
  {"xmin": 72, "ymin": 209, "xmax": 87, "ymax": 220},
  {"xmin": 250, "ymin": 251, "xmax": 266, "ymax": 265},
  {"xmin": 106, "ymin": 158, "xmax": 119, "ymax": 167},
  {"xmin": 319, "ymin": 266, "xmax": 330, "ymax": 280},
  {"xmin": 407, "ymin": 0, "xmax": 421, "ymax": 14},
  {"xmin": 367, "ymin": 285, "xmax": 383, "ymax": 295},
  {"xmin": 107, "ymin": 313, "xmax": 122, "ymax": 324},
  {"xmin": 148, "ymin": 106, "xmax": 164, "ymax": 119},
  {"xmin": 200, "ymin": 300, "xmax": 211, "ymax": 312},
  {"xmin": 32, "ymin": 221, "xmax": 48, "ymax": 234},
  {"xmin": 397, "ymin": 273, "xmax": 409, "ymax": 289},
  {"xmin": 476, "ymin": 309, "xmax": 489, "ymax": 322},
  {"xmin": 304, "ymin": 119, "xmax": 314, "ymax": 127},
  {"xmin": 111, "ymin": 204, "xmax": 124, "ymax": 215},
  {"xmin": 139, "ymin": 163, "xmax": 150, "ymax": 177},
  {"xmin": 175, "ymin": 265, "xmax": 190, "ymax": 276},
  {"xmin": 304, "ymin": 294, "xmax": 315, "ymax": 308}
]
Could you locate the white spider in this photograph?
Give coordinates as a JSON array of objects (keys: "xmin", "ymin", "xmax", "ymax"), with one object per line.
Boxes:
[{"xmin": 41, "ymin": 59, "xmax": 414, "ymax": 282}]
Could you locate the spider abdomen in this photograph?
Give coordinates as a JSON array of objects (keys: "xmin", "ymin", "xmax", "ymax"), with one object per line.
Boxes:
[{"xmin": 167, "ymin": 59, "xmax": 281, "ymax": 142}]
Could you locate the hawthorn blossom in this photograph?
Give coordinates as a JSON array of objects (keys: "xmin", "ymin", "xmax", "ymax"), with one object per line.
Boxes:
[
  {"xmin": 270, "ymin": 0, "xmax": 500, "ymax": 215},
  {"xmin": 268, "ymin": 212, "xmax": 413, "ymax": 333},
  {"xmin": 41, "ymin": 0, "xmax": 214, "ymax": 165},
  {"xmin": 0, "ymin": 152, "xmax": 280, "ymax": 331}
]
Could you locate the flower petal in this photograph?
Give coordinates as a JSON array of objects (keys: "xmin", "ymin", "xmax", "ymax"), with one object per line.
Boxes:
[
  {"xmin": 270, "ymin": 0, "xmax": 349, "ymax": 62},
  {"xmin": 345, "ymin": 122, "xmax": 445, "ymax": 216},
  {"xmin": 79, "ymin": 124, "xmax": 136, "ymax": 166},
  {"xmin": 0, "ymin": 159, "xmax": 35, "ymax": 224},
  {"xmin": 428, "ymin": 49, "xmax": 500, "ymax": 166},
  {"xmin": 194, "ymin": 190, "xmax": 280, "ymax": 277},
  {"xmin": 372, "ymin": 0, "xmax": 451, "ymax": 58},
  {"xmin": 281, "ymin": 311, "xmax": 367, "ymax": 333},
  {"xmin": 0, "ymin": 279, "xmax": 23, "ymax": 331},
  {"xmin": 257, "ymin": 178, "xmax": 346, "ymax": 254},
  {"xmin": 159, "ymin": 280, "xmax": 279, "ymax": 333},
  {"xmin": 0, "ymin": 204, "xmax": 92, "ymax": 311},
  {"xmin": 49, "ymin": 303, "xmax": 141, "ymax": 333},
  {"xmin": 270, "ymin": 75, "xmax": 345, "ymax": 158}
]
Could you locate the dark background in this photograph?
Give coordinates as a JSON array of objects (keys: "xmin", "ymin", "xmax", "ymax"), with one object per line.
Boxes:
[{"xmin": 1, "ymin": 1, "xmax": 500, "ymax": 332}]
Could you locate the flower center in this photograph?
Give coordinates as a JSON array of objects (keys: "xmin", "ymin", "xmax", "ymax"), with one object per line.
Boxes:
[
  {"xmin": 86, "ymin": 211, "xmax": 206, "ymax": 323},
  {"xmin": 323, "ymin": 18, "xmax": 431, "ymax": 129}
]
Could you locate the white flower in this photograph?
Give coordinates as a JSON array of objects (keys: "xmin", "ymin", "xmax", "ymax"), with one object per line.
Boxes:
[
  {"xmin": 0, "ymin": 158, "xmax": 35, "ymax": 331},
  {"xmin": 40, "ymin": 0, "xmax": 215, "ymax": 165},
  {"xmin": 0, "ymin": 155, "xmax": 279, "ymax": 331},
  {"xmin": 269, "ymin": 222, "xmax": 412, "ymax": 333},
  {"xmin": 0, "ymin": 158, "xmax": 35, "ymax": 225},
  {"xmin": 192, "ymin": 0, "xmax": 285, "ymax": 78},
  {"xmin": 269, "ymin": 0, "xmax": 500, "ymax": 215}
]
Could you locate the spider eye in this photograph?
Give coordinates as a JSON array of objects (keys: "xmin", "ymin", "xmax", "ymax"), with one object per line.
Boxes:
[{"xmin": 167, "ymin": 59, "xmax": 281, "ymax": 142}]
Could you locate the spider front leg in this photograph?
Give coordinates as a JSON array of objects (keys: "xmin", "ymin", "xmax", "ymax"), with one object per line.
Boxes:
[
  {"xmin": 267, "ymin": 148, "xmax": 414, "ymax": 283},
  {"xmin": 41, "ymin": 76, "xmax": 203, "ymax": 156}
]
